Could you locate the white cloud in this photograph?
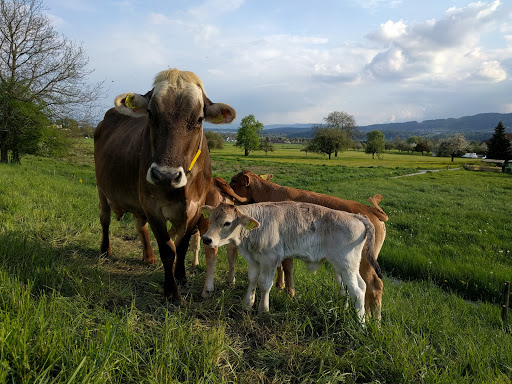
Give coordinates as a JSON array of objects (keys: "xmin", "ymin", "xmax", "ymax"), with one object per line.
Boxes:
[
  {"xmin": 367, "ymin": 20, "xmax": 407, "ymax": 43},
  {"xmin": 470, "ymin": 60, "xmax": 507, "ymax": 82},
  {"xmin": 363, "ymin": 0, "xmax": 506, "ymax": 84}
]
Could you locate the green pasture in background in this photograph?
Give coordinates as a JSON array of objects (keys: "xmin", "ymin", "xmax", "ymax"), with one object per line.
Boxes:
[{"xmin": 0, "ymin": 139, "xmax": 511, "ymax": 383}]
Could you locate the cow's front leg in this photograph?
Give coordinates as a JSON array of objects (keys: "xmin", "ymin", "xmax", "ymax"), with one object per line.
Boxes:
[
  {"xmin": 148, "ymin": 217, "xmax": 180, "ymax": 302},
  {"xmin": 244, "ymin": 262, "xmax": 259, "ymax": 310},
  {"xmin": 98, "ymin": 191, "xmax": 112, "ymax": 257},
  {"xmin": 174, "ymin": 230, "xmax": 193, "ymax": 287}
]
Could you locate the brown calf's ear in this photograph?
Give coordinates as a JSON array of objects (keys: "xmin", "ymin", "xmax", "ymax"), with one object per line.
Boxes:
[
  {"xmin": 238, "ymin": 214, "xmax": 260, "ymax": 231},
  {"xmin": 114, "ymin": 92, "xmax": 149, "ymax": 117},
  {"xmin": 205, "ymin": 102, "xmax": 237, "ymax": 124},
  {"xmin": 259, "ymin": 174, "xmax": 273, "ymax": 181},
  {"xmin": 243, "ymin": 174, "xmax": 250, "ymax": 187}
]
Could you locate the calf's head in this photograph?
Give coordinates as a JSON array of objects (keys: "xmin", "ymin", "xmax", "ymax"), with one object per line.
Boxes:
[
  {"xmin": 229, "ymin": 170, "xmax": 273, "ymax": 202},
  {"xmin": 201, "ymin": 204, "xmax": 259, "ymax": 248},
  {"xmin": 114, "ymin": 69, "xmax": 236, "ymax": 188}
]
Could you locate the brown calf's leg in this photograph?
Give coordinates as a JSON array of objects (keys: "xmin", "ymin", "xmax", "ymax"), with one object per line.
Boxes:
[
  {"xmin": 282, "ymin": 258, "xmax": 295, "ymax": 298},
  {"xmin": 134, "ymin": 216, "xmax": 157, "ymax": 265}
]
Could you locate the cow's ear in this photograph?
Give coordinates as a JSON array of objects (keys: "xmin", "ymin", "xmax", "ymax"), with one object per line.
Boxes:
[
  {"xmin": 200, "ymin": 205, "xmax": 214, "ymax": 219},
  {"xmin": 204, "ymin": 102, "xmax": 237, "ymax": 124},
  {"xmin": 238, "ymin": 214, "xmax": 260, "ymax": 231},
  {"xmin": 243, "ymin": 174, "xmax": 250, "ymax": 187},
  {"xmin": 114, "ymin": 93, "xmax": 149, "ymax": 117},
  {"xmin": 259, "ymin": 174, "xmax": 273, "ymax": 181}
]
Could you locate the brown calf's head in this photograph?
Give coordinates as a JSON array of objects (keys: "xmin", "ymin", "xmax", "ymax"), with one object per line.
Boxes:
[
  {"xmin": 229, "ymin": 170, "xmax": 272, "ymax": 201},
  {"xmin": 114, "ymin": 69, "xmax": 236, "ymax": 188},
  {"xmin": 201, "ymin": 203, "xmax": 259, "ymax": 248}
]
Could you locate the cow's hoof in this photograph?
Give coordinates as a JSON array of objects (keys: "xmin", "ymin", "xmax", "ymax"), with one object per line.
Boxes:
[
  {"xmin": 177, "ymin": 279, "xmax": 189, "ymax": 289},
  {"xmin": 202, "ymin": 289, "xmax": 214, "ymax": 299}
]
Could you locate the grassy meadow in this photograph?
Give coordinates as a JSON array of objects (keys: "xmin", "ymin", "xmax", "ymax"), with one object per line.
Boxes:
[{"xmin": 0, "ymin": 139, "xmax": 511, "ymax": 383}]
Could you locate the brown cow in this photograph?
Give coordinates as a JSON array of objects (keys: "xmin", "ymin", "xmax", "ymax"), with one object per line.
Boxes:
[
  {"xmin": 94, "ymin": 69, "xmax": 236, "ymax": 302},
  {"xmin": 230, "ymin": 170, "xmax": 387, "ymax": 319}
]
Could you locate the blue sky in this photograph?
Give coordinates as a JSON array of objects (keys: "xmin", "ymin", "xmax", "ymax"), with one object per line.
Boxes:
[{"xmin": 45, "ymin": 0, "xmax": 512, "ymax": 127}]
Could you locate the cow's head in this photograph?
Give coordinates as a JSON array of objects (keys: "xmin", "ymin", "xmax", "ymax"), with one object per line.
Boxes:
[
  {"xmin": 114, "ymin": 69, "xmax": 236, "ymax": 188},
  {"xmin": 201, "ymin": 204, "xmax": 259, "ymax": 248},
  {"xmin": 229, "ymin": 170, "xmax": 273, "ymax": 202}
]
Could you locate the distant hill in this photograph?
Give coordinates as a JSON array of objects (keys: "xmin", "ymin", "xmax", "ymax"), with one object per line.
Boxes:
[{"xmin": 259, "ymin": 113, "xmax": 512, "ymax": 141}]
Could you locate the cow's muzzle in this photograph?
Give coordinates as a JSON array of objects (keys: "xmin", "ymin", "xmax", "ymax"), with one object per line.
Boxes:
[{"xmin": 146, "ymin": 163, "xmax": 187, "ymax": 188}]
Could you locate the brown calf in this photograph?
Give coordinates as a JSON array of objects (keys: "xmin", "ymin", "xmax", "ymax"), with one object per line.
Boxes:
[{"xmin": 230, "ymin": 170, "xmax": 387, "ymax": 319}]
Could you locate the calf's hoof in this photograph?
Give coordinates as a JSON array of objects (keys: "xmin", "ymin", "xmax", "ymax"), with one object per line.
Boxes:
[
  {"xmin": 202, "ymin": 289, "xmax": 214, "ymax": 299},
  {"xmin": 143, "ymin": 255, "xmax": 158, "ymax": 265}
]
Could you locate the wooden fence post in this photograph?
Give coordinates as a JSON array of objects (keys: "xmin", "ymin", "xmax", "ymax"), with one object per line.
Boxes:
[{"xmin": 502, "ymin": 281, "xmax": 510, "ymax": 322}]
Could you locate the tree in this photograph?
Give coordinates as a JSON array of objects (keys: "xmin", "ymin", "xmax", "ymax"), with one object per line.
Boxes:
[
  {"xmin": 259, "ymin": 137, "xmax": 274, "ymax": 155},
  {"xmin": 205, "ymin": 130, "xmax": 224, "ymax": 150},
  {"xmin": 436, "ymin": 134, "xmax": 470, "ymax": 162},
  {"xmin": 235, "ymin": 114, "xmax": 263, "ymax": 156},
  {"xmin": 323, "ymin": 111, "xmax": 358, "ymax": 157},
  {"xmin": 308, "ymin": 111, "xmax": 358, "ymax": 159},
  {"xmin": 414, "ymin": 138, "xmax": 433, "ymax": 156},
  {"xmin": 309, "ymin": 126, "xmax": 337, "ymax": 159},
  {"xmin": 0, "ymin": 0, "xmax": 101, "ymax": 162},
  {"xmin": 486, "ymin": 121, "xmax": 512, "ymax": 161},
  {"xmin": 365, "ymin": 130, "xmax": 385, "ymax": 159}
]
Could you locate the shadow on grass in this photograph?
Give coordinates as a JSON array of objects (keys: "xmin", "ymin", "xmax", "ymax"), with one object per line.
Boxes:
[{"xmin": 0, "ymin": 231, "xmax": 218, "ymax": 314}]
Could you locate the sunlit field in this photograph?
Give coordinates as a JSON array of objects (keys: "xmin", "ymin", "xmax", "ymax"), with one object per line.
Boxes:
[{"xmin": 0, "ymin": 139, "xmax": 510, "ymax": 383}]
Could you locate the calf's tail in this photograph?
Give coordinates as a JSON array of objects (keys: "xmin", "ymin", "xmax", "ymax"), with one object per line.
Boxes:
[{"xmin": 358, "ymin": 214, "xmax": 383, "ymax": 279}]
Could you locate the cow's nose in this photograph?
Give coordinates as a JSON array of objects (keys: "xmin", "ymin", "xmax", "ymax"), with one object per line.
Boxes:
[
  {"xmin": 202, "ymin": 236, "xmax": 212, "ymax": 246},
  {"xmin": 171, "ymin": 171, "xmax": 182, "ymax": 186}
]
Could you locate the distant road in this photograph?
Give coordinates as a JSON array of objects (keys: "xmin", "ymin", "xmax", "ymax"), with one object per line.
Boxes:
[{"xmin": 392, "ymin": 168, "xmax": 461, "ymax": 178}]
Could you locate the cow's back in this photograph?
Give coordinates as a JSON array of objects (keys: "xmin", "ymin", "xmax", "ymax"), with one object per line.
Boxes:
[{"xmin": 94, "ymin": 108, "xmax": 148, "ymax": 216}]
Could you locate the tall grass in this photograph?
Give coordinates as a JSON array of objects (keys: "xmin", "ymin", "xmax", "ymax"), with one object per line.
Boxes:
[{"xmin": 0, "ymin": 142, "xmax": 511, "ymax": 383}]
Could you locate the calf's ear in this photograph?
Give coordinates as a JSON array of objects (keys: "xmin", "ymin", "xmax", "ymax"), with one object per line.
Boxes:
[
  {"xmin": 204, "ymin": 102, "xmax": 237, "ymax": 124},
  {"xmin": 238, "ymin": 214, "xmax": 260, "ymax": 231},
  {"xmin": 114, "ymin": 92, "xmax": 150, "ymax": 117},
  {"xmin": 200, "ymin": 205, "xmax": 215, "ymax": 219},
  {"xmin": 259, "ymin": 174, "xmax": 273, "ymax": 181}
]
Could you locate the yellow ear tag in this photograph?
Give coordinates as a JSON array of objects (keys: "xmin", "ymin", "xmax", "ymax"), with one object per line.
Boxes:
[
  {"xmin": 201, "ymin": 208, "xmax": 210, "ymax": 219},
  {"xmin": 259, "ymin": 174, "xmax": 268, "ymax": 180},
  {"xmin": 245, "ymin": 221, "xmax": 256, "ymax": 230},
  {"xmin": 125, "ymin": 94, "xmax": 136, "ymax": 109},
  {"xmin": 212, "ymin": 114, "xmax": 224, "ymax": 124}
]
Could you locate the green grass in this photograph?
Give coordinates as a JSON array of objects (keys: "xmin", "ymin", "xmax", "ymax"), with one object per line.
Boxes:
[{"xmin": 0, "ymin": 141, "xmax": 511, "ymax": 383}]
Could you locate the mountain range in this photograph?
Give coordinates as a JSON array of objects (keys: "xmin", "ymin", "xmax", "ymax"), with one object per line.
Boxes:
[{"xmin": 207, "ymin": 113, "xmax": 512, "ymax": 142}]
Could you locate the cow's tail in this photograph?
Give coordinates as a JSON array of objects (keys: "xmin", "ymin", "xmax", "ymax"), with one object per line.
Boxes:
[
  {"xmin": 358, "ymin": 214, "xmax": 383, "ymax": 279},
  {"xmin": 367, "ymin": 194, "xmax": 389, "ymax": 222}
]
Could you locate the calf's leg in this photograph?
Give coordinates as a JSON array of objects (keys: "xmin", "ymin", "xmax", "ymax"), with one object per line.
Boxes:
[
  {"xmin": 257, "ymin": 265, "xmax": 276, "ymax": 313},
  {"xmin": 189, "ymin": 229, "xmax": 201, "ymax": 269},
  {"xmin": 134, "ymin": 216, "xmax": 157, "ymax": 265},
  {"xmin": 226, "ymin": 244, "xmax": 238, "ymax": 286},
  {"xmin": 244, "ymin": 262, "xmax": 260, "ymax": 310},
  {"xmin": 202, "ymin": 246, "xmax": 218, "ymax": 298}
]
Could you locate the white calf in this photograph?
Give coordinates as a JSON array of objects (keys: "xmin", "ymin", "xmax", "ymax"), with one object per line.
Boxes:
[{"xmin": 201, "ymin": 202, "xmax": 382, "ymax": 323}]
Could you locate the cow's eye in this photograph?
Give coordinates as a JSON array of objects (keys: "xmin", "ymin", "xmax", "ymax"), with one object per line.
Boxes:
[
  {"xmin": 197, "ymin": 117, "xmax": 204, "ymax": 125},
  {"xmin": 223, "ymin": 221, "xmax": 231, "ymax": 227}
]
